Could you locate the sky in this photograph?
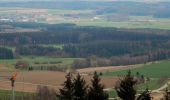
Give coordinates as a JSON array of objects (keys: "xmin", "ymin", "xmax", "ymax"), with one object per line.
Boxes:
[
  {"xmin": 0, "ymin": 0, "xmax": 170, "ymax": 2},
  {"xmin": 0, "ymin": 0, "xmax": 169, "ymax": 1}
]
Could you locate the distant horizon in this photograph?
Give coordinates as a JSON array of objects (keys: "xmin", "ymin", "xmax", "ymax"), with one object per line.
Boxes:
[{"xmin": 0, "ymin": 0, "xmax": 170, "ymax": 2}]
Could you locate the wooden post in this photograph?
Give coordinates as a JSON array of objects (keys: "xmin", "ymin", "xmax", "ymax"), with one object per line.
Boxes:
[
  {"xmin": 10, "ymin": 77, "xmax": 15, "ymax": 100},
  {"xmin": 10, "ymin": 73, "xmax": 17, "ymax": 100}
]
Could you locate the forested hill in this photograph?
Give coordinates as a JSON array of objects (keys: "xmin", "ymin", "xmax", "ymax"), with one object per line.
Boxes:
[{"xmin": 1, "ymin": 22, "xmax": 170, "ymax": 61}]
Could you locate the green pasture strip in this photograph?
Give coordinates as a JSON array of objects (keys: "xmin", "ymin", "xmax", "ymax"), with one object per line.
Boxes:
[
  {"xmin": 103, "ymin": 61, "xmax": 170, "ymax": 78},
  {"xmin": 48, "ymin": 9, "xmax": 92, "ymax": 15},
  {"xmin": 0, "ymin": 89, "xmax": 35, "ymax": 100},
  {"xmin": 0, "ymin": 56, "xmax": 82, "ymax": 69},
  {"xmin": 40, "ymin": 44, "xmax": 64, "ymax": 50},
  {"xmin": 107, "ymin": 78, "xmax": 166, "ymax": 98},
  {"xmin": 107, "ymin": 90, "xmax": 117, "ymax": 98},
  {"xmin": 137, "ymin": 79, "xmax": 161, "ymax": 90}
]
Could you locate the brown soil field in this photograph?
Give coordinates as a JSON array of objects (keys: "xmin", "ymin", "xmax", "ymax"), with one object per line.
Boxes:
[
  {"xmin": 76, "ymin": 66, "xmax": 128, "ymax": 73},
  {"xmin": 0, "ymin": 65, "xmax": 9, "ymax": 71},
  {"xmin": 0, "ymin": 70, "xmax": 118, "ymax": 92},
  {"xmin": 0, "ymin": 64, "xmax": 166, "ymax": 100},
  {"xmin": 76, "ymin": 63, "xmax": 146, "ymax": 74},
  {"xmin": 0, "ymin": 64, "xmax": 144, "ymax": 92},
  {"xmin": 151, "ymin": 92, "xmax": 164, "ymax": 100}
]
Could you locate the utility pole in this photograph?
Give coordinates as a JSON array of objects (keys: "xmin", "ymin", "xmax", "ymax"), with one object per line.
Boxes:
[{"xmin": 10, "ymin": 73, "xmax": 17, "ymax": 100}]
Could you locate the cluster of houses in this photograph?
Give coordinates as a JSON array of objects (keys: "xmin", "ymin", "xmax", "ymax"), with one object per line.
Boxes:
[{"xmin": 0, "ymin": 13, "xmax": 47, "ymax": 23}]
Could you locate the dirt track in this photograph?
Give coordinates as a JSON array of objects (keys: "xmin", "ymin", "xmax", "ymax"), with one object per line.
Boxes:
[{"xmin": 76, "ymin": 66, "xmax": 128, "ymax": 73}]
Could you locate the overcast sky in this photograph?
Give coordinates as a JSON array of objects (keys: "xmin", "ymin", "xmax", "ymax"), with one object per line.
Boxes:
[
  {"xmin": 0, "ymin": 0, "xmax": 167, "ymax": 1},
  {"xmin": 0, "ymin": 0, "xmax": 170, "ymax": 2}
]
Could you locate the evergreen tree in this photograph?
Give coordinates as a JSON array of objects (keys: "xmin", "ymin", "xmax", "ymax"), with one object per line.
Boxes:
[
  {"xmin": 136, "ymin": 88, "xmax": 152, "ymax": 100},
  {"xmin": 57, "ymin": 73, "xmax": 73, "ymax": 100},
  {"xmin": 88, "ymin": 71, "xmax": 109, "ymax": 100},
  {"xmin": 72, "ymin": 74, "xmax": 88, "ymax": 100},
  {"xmin": 115, "ymin": 70, "xmax": 137, "ymax": 100}
]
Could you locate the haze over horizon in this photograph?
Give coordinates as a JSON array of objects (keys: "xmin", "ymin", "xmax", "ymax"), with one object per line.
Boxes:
[{"xmin": 0, "ymin": 0, "xmax": 170, "ymax": 2}]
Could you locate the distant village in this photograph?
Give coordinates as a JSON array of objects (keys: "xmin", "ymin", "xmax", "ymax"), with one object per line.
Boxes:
[{"xmin": 0, "ymin": 13, "xmax": 48, "ymax": 23}]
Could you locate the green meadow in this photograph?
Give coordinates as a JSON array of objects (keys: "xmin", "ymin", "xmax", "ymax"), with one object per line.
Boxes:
[
  {"xmin": 103, "ymin": 60, "xmax": 170, "ymax": 78},
  {"xmin": 0, "ymin": 90, "xmax": 35, "ymax": 100},
  {"xmin": 0, "ymin": 56, "xmax": 81, "ymax": 69}
]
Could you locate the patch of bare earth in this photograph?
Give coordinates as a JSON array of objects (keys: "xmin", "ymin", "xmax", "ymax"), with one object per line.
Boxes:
[
  {"xmin": 0, "ymin": 71, "xmax": 65, "ymax": 92},
  {"xmin": 0, "ymin": 64, "xmax": 136, "ymax": 92},
  {"xmin": 0, "ymin": 70, "xmax": 118, "ymax": 92},
  {"xmin": 0, "ymin": 64, "xmax": 9, "ymax": 71},
  {"xmin": 151, "ymin": 92, "xmax": 164, "ymax": 100},
  {"xmin": 76, "ymin": 66, "xmax": 128, "ymax": 74},
  {"xmin": 76, "ymin": 63, "xmax": 147, "ymax": 74}
]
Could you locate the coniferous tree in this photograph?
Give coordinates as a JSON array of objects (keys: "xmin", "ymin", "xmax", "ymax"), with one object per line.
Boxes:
[
  {"xmin": 88, "ymin": 71, "xmax": 109, "ymax": 100},
  {"xmin": 57, "ymin": 73, "xmax": 73, "ymax": 100},
  {"xmin": 136, "ymin": 88, "xmax": 152, "ymax": 100},
  {"xmin": 72, "ymin": 74, "xmax": 88, "ymax": 100},
  {"xmin": 115, "ymin": 70, "xmax": 137, "ymax": 100}
]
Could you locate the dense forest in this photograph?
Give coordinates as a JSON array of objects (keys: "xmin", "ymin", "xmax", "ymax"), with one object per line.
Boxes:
[
  {"xmin": 1, "ymin": 22, "xmax": 170, "ymax": 66},
  {"xmin": 0, "ymin": 1, "xmax": 170, "ymax": 18},
  {"xmin": 0, "ymin": 47, "xmax": 13, "ymax": 59}
]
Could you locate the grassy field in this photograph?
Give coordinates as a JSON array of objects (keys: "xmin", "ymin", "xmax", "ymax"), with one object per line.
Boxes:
[
  {"xmin": 137, "ymin": 78, "xmax": 166, "ymax": 90},
  {"xmin": 73, "ymin": 17, "xmax": 170, "ymax": 30},
  {"xmin": 48, "ymin": 9, "xmax": 92, "ymax": 15},
  {"xmin": 40, "ymin": 44, "xmax": 64, "ymax": 50},
  {"xmin": 103, "ymin": 60, "xmax": 170, "ymax": 78},
  {"xmin": 0, "ymin": 56, "xmax": 81, "ymax": 69},
  {"xmin": 0, "ymin": 7, "xmax": 170, "ymax": 30},
  {"xmin": 107, "ymin": 78, "xmax": 166, "ymax": 98},
  {"xmin": 53, "ymin": 15, "xmax": 170, "ymax": 29},
  {"xmin": 0, "ymin": 90, "xmax": 35, "ymax": 100},
  {"xmin": 107, "ymin": 90, "xmax": 117, "ymax": 98}
]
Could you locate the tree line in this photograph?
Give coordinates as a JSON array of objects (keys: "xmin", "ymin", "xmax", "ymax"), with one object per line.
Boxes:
[
  {"xmin": 72, "ymin": 52, "xmax": 170, "ymax": 69},
  {"xmin": 0, "ymin": 47, "xmax": 13, "ymax": 59},
  {"xmin": 15, "ymin": 45, "xmax": 63, "ymax": 56},
  {"xmin": 1, "ymin": 23, "xmax": 170, "ymax": 46},
  {"xmin": 1, "ymin": 23, "xmax": 170, "ymax": 66}
]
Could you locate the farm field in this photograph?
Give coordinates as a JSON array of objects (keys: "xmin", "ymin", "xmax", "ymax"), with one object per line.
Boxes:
[
  {"xmin": 0, "ymin": 1, "xmax": 170, "ymax": 99},
  {"xmin": 0, "ymin": 8, "xmax": 91, "ymax": 16},
  {"xmin": 73, "ymin": 16, "xmax": 170, "ymax": 30},
  {"xmin": 103, "ymin": 60, "xmax": 170, "ymax": 78},
  {"xmin": 40, "ymin": 44, "xmax": 64, "ymax": 50},
  {"xmin": 0, "ymin": 56, "xmax": 81, "ymax": 70},
  {"xmin": 0, "ymin": 63, "xmax": 130, "ymax": 93},
  {"xmin": 102, "ymin": 60, "xmax": 170, "ymax": 98},
  {"xmin": 0, "ymin": 7, "xmax": 170, "ymax": 30},
  {"xmin": 0, "ymin": 60, "xmax": 169, "ymax": 99},
  {"xmin": 0, "ymin": 70, "xmax": 118, "ymax": 92},
  {"xmin": 0, "ymin": 90, "xmax": 34, "ymax": 100},
  {"xmin": 0, "ymin": 8, "xmax": 47, "ymax": 15},
  {"xmin": 48, "ymin": 9, "xmax": 92, "ymax": 15}
]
